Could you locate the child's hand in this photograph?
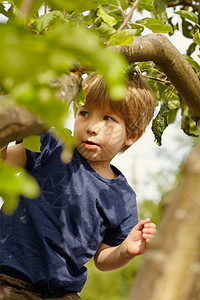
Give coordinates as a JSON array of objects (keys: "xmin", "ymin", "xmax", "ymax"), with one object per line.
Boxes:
[{"xmin": 122, "ymin": 218, "xmax": 157, "ymax": 257}]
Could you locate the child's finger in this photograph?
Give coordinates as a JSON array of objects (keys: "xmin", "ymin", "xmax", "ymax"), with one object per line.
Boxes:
[
  {"xmin": 142, "ymin": 233, "xmax": 156, "ymax": 241},
  {"xmin": 133, "ymin": 218, "xmax": 150, "ymax": 231},
  {"xmin": 144, "ymin": 222, "xmax": 156, "ymax": 229},
  {"xmin": 142, "ymin": 227, "xmax": 157, "ymax": 235}
]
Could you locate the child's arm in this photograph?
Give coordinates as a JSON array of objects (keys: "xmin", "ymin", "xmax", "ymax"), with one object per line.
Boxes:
[
  {"xmin": 94, "ymin": 218, "xmax": 157, "ymax": 271},
  {"xmin": 0, "ymin": 143, "xmax": 27, "ymax": 168}
]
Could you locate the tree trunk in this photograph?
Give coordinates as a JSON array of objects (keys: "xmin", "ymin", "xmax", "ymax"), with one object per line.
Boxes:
[{"xmin": 129, "ymin": 142, "xmax": 200, "ymax": 300}]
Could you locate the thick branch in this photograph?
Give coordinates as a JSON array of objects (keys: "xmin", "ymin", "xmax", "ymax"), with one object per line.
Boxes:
[
  {"xmin": 129, "ymin": 142, "xmax": 200, "ymax": 300},
  {"xmin": 112, "ymin": 33, "xmax": 200, "ymax": 122},
  {"xmin": 0, "ymin": 71, "xmax": 82, "ymax": 146},
  {"xmin": 0, "ymin": 105, "xmax": 46, "ymax": 147}
]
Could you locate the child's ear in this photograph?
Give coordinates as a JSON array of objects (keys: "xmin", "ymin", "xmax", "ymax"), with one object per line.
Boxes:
[{"xmin": 125, "ymin": 130, "xmax": 144, "ymax": 147}]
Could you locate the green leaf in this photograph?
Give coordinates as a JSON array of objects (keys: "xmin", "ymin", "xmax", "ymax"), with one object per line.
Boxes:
[
  {"xmin": 35, "ymin": 10, "xmax": 65, "ymax": 33},
  {"xmin": 181, "ymin": 104, "xmax": 199, "ymax": 137},
  {"xmin": 152, "ymin": 100, "xmax": 169, "ymax": 146},
  {"xmin": 110, "ymin": 29, "xmax": 143, "ymax": 46},
  {"xmin": 152, "ymin": 0, "xmax": 167, "ymax": 22},
  {"xmin": 137, "ymin": 0, "xmax": 153, "ymax": 12},
  {"xmin": 0, "ymin": 161, "xmax": 40, "ymax": 213},
  {"xmin": 47, "ymin": 0, "xmax": 98, "ymax": 11},
  {"xmin": 183, "ymin": 55, "xmax": 200, "ymax": 71},
  {"xmin": 97, "ymin": 7, "xmax": 117, "ymax": 27},
  {"xmin": 73, "ymin": 87, "xmax": 86, "ymax": 106},
  {"xmin": 136, "ymin": 18, "xmax": 173, "ymax": 34},
  {"xmin": 23, "ymin": 136, "xmax": 41, "ymax": 153},
  {"xmin": 193, "ymin": 30, "xmax": 200, "ymax": 46},
  {"xmin": 97, "ymin": 22, "xmax": 116, "ymax": 37},
  {"xmin": 175, "ymin": 10, "xmax": 198, "ymax": 25}
]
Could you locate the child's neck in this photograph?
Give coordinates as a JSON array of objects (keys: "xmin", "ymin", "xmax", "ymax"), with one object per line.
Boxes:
[{"xmin": 88, "ymin": 160, "xmax": 117, "ymax": 179}]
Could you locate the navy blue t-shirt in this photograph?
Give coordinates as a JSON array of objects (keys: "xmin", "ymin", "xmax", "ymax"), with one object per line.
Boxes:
[{"xmin": 0, "ymin": 133, "xmax": 138, "ymax": 292}]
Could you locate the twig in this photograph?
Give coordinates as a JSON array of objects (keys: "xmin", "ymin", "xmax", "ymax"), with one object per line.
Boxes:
[
  {"xmin": 117, "ymin": 0, "xmax": 141, "ymax": 32},
  {"xmin": 116, "ymin": 0, "xmax": 126, "ymax": 18},
  {"xmin": 20, "ymin": 0, "xmax": 34, "ymax": 16},
  {"xmin": 140, "ymin": 74, "xmax": 171, "ymax": 85}
]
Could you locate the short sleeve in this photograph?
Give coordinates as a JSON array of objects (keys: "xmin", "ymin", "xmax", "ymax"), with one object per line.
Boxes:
[
  {"xmin": 26, "ymin": 133, "xmax": 60, "ymax": 171},
  {"xmin": 103, "ymin": 197, "xmax": 139, "ymax": 247}
]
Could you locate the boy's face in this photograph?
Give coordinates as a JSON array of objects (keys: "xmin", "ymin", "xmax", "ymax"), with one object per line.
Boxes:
[{"xmin": 74, "ymin": 103, "xmax": 132, "ymax": 166}]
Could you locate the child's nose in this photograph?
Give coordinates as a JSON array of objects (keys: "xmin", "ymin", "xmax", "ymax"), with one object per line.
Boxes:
[{"xmin": 86, "ymin": 120, "xmax": 102, "ymax": 135}]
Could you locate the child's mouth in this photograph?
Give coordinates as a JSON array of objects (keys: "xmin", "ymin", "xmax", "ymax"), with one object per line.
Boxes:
[{"xmin": 84, "ymin": 141, "xmax": 99, "ymax": 149}]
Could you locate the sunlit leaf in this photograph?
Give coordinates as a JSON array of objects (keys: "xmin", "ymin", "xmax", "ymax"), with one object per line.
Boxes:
[
  {"xmin": 194, "ymin": 30, "xmax": 200, "ymax": 46},
  {"xmin": 23, "ymin": 136, "xmax": 41, "ymax": 153},
  {"xmin": 97, "ymin": 7, "xmax": 117, "ymax": 27},
  {"xmin": 110, "ymin": 29, "xmax": 143, "ymax": 46},
  {"xmin": 34, "ymin": 10, "xmax": 65, "ymax": 33},
  {"xmin": 137, "ymin": 0, "xmax": 153, "ymax": 12},
  {"xmin": 175, "ymin": 10, "xmax": 199, "ymax": 25},
  {"xmin": 73, "ymin": 88, "xmax": 86, "ymax": 106},
  {"xmin": 152, "ymin": 0, "xmax": 167, "ymax": 22},
  {"xmin": 183, "ymin": 55, "xmax": 200, "ymax": 71},
  {"xmin": 136, "ymin": 18, "xmax": 173, "ymax": 34},
  {"xmin": 47, "ymin": 0, "xmax": 98, "ymax": 11},
  {"xmin": 97, "ymin": 22, "xmax": 116, "ymax": 37}
]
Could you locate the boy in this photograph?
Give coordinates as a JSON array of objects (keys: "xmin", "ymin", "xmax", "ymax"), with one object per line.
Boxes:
[{"xmin": 0, "ymin": 73, "xmax": 157, "ymax": 299}]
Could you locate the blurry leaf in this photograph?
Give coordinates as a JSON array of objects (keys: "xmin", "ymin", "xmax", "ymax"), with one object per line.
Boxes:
[
  {"xmin": 47, "ymin": 0, "xmax": 98, "ymax": 11},
  {"xmin": 34, "ymin": 10, "xmax": 65, "ymax": 33},
  {"xmin": 45, "ymin": 24, "xmax": 128, "ymax": 99},
  {"xmin": 97, "ymin": 7, "xmax": 117, "ymax": 27},
  {"xmin": 0, "ymin": 161, "xmax": 40, "ymax": 213},
  {"xmin": 97, "ymin": 22, "xmax": 116, "ymax": 37},
  {"xmin": 183, "ymin": 55, "xmax": 200, "ymax": 71},
  {"xmin": 136, "ymin": 18, "xmax": 173, "ymax": 34},
  {"xmin": 73, "ymin": 88, "xmax": 86, "ymax": 106},
  {"xmin": 110, "ymin": 29, "xmax": 143, "ymax": 46},
  {"xmin": 23, "ymin": 136, "xmax": 41, "ymax": 153},
  {"xmin": 0, "ymin": 21, "xmax": 127, "ymax": 100},
  {"xmin": 175, "ymin": 10, "xmax": 198, "ymax": 24},
  {"xmin": 152, "ymin": 0, "xmax": 167, "ymax": 22}
]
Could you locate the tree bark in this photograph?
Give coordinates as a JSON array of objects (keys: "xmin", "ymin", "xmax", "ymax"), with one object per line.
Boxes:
[
  {"xmin": 129, "ymin": 142, "xmax": 200, "ymax": 300},
  {"xmin": 0, "ymin": 71, "xmax": 82, "ymax": 147},
  {"xmin": 113, "ymin": 33, "xmax": 200, "ymax": 123}
]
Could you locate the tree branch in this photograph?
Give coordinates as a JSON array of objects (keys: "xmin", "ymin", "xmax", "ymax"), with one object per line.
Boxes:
[
  {"xmin": 117, "ymin": 0, "xmax": 140, "ymax": 32},
  {"xmin": 112, "ymin": 33, "xmax": 200, "ymax": 122},
  {"xmin": 0, "ymin": 71, "xmax": 82, "ymax": 146},
  {"xmin": 20, "ymin": 0, "xmax": 34, "ymax": 17}
]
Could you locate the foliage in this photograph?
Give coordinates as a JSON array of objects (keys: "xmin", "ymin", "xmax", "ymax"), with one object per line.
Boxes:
[
  {"xmin": 80, "ymin": 256, "xmax": 142, "ymax": 300},
  {"xmin": 0, "ymin": 160, "xmax": 39, "ymax": 213},
  {"xmin": 0, "ymin": 1, "xmax": 199, "ymax": 216}
]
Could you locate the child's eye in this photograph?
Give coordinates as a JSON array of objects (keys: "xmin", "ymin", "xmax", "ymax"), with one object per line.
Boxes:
[
  {"xmin": 80, "ymin": 111, "xmax": 89, "ymax": 117},
  {"xmin": 104, "ymin": 115, "xmax": 114, "ymax": 122}
]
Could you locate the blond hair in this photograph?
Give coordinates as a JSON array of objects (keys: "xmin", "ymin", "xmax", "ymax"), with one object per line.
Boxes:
[{"xmin": 81, "ymin": 73, "xmax": 156, "ymax": 151}]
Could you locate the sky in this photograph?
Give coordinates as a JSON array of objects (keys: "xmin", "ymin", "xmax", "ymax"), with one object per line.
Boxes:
[{"xmin": 0, "ymin": 3, "xmax": 199, "ymax": 204}]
